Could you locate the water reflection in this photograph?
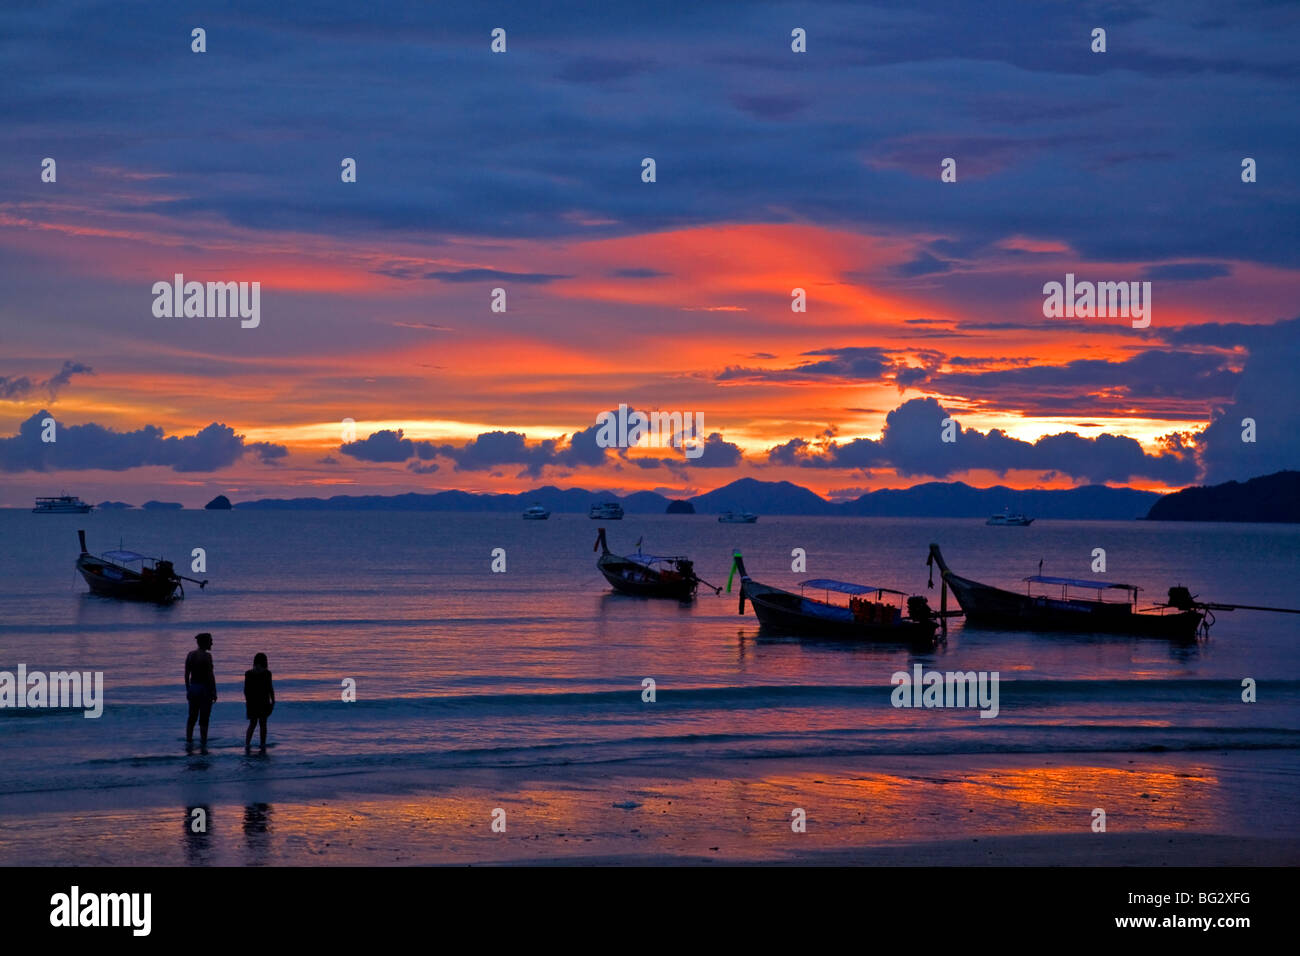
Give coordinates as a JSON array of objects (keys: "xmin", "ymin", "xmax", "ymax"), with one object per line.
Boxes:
[
  {"xmin": 182, "ymin": 804, "xmax": 213, "ymax": 865},
  {"xmin": 242, "ymin": 802, "xmax": 274, "ymax": 864}
]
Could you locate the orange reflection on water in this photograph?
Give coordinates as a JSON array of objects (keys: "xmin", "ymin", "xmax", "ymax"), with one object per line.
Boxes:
[{"xmin": 0, "ymin": 759, "xmax": 1232, "ymax": 865}]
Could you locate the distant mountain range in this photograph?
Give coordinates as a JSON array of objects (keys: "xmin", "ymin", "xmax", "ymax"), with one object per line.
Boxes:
[
  {"xmin": 1145, "ymin": 470, "xmax": 1300, "ymax": 522},
  {"xmin": 234, "ymin": 477, "xmax": 1163, "ymax": 519}
]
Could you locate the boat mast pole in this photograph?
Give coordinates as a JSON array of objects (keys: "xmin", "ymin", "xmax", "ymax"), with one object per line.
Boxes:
[
  {"xmin": 927, "ymin": 544, "xmax": 948, "ymax": 637},
  {"xmin": 941, "ymin": 575, "xmax": 948, "ymax": 638}
]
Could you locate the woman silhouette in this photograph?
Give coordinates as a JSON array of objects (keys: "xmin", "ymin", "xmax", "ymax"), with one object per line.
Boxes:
[{"xmin": 243, "ymin": 653, "xmax": 275, "ymax": 752}]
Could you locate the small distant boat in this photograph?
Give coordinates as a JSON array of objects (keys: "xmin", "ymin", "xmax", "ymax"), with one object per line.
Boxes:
[
  {"xmin": 34, "ymin": 494, "xmax": 92, "ymax": 514},
  {"xmin": 727, "ymin": 552, "xmax": 937, "ymax": 644},
  {"xmin": 987, "ymin": 510, "xmax": 1033, "ymax": 526},
  {"xmin": 718, "ymin": 510, "xmax": 758, "ymax": 524},
  {"xmin": 75, "ymin": 530, "xmax": 206, "ymax": 603},
  {"xmin": 589, "ymin": 501, "xmax": 624, "ymax": 520},
  {"xmin": 594, "ymin": 528, "xmax": 715, "ymax": 601},
  {"xmin": 522, "ymin": 503, "xmax": 551, "ymax": 520},
  {"xmin": 926, "ymin": 543, "xmax": 1199, "ymax": 640}
]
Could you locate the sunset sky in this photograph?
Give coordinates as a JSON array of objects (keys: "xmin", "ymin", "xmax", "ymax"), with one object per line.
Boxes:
[{"xmin": 2, "ymin": 0, "xmax": 1298, "ymax": 506}]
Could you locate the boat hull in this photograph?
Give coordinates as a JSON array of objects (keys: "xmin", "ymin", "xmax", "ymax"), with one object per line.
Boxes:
[
  {"xmin": 598, "ymin": 558, "xmax": 697, "ymax": 600},
  {"xmin": 76, "ymin": 557, "xmax": 180, "ymax": 603},
  {"xmin": 942, "ymin": 570, "xmax": 1200, "ymax": 640},
  {"xmin": 744, "ymin": 581, "xmax": 936, "ymax": 644}
]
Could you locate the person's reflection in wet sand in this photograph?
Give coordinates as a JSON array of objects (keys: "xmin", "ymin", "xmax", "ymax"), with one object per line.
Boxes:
[
  {"xmin": 183, "ymin": 804, "xmax": 213, "ymax": 865},
  {"xmin": 242, "ymin": 802, "xmax": 274, "ymax": 864}
]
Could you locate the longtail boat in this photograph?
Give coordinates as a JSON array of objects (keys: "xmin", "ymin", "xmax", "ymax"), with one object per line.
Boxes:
[
  {"xmin": 926, "ymin": 543, "xmax": 1202, "ymax": 640},
  {"xmin": 594, "ymin": 527, "xmax": 716, "ymax": 601},
  {"xmin": 75, "ymin": 530, "xmax": 206, "ymax": 603},
  {"xmin": 727, "ymin": 551, "xmax": 938, "ymax": 644}
]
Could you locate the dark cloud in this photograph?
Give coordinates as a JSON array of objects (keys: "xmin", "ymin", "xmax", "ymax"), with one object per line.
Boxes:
[
  {"xmin": 342, "ymin": 411, "xmax": 732, "ymax": 478},
  {"xmin": 894, "ymin": 251, "xmax": 954, "ymax": 278},
  {"xmin": 0, "ymin": 412, "xmax": 286, "ymax": 473},
  {"xmin": 687, "ymin": 432, "xmax": 743, "ymax": 468},
  {"xmin": 45, "ymin": 360, "xmax": 94, "ymax": 395},
  {"xmin": 248, "ymin": 442, "xmax": 288, "ymax": 465},
  {"xmin": 0, "ymin": 360, "xmax": 93, "ymax": 400},
  {"xmin": 717, "ymin": 347, "xmax": 899, "ymax": 384},
  {"xmin": 1160, "ymin": 317, "xmax": 1300, "ymax": 482},
  {"xmin": 435, "ymin": 423, "xmax": 609, "ymax": 477},
  {"xmin": 1158, "ymin": 316, "xmax": 1300, "ymax": 351},
  {"xmin": 440, "ymin": 430, "xmax": 550, "ymax": 472},
  {"xmin": 923, "ymin": 349, "xmax": 1240, "ymax": 414},
  {"xmin": 0, "ymin": 375, "xmax": 32, "ymax": 400},
  {"xmin": 552, "ymin": 420, "xmax": 611, "ymax": 469},
  {"xmin": 946, "ymin": 356, "xmax": 1032, "ymax": 368},
  {"xmin": 893, "ymin": 366, "xmax": 931, "ymax": 388},
  {"xmin": 719, "ymin": 347, "xmax": 946, "ymax": 391},
  {"xmin": 766, "ymin": 397, "xmax": 1195, "ymax": 484},
  {"xmin": 645, "ymin": 431, "xmax": 745, "ymax": 474},
  {"xmin": 341, "ymin": 429, "xmax": 417, "ymax": 463},
  {"xmin": 768, "ymin": 437, "xmax": 814, "ymax": 467},
  {"xmin": 4, "ymin": 0, "xmax": 1293, "ymax": 270}
]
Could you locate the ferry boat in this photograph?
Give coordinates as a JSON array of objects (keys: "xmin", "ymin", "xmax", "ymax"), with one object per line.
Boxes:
[
  {"xmin": 718, "ymin": 510, "xmax": 758, "ymax": 524},
  {"xmin": 33, "ymin": 494, "xmax": 92, "ymax": 514},
  {"xmin": 589, "ymin": 501, "xmax": 624, "ymax": 520},
  {"xmin": 522, "ymin": 503, "xmax": 551, "ymax": 520},
  {"xmin": 987, "ymin": 510, "xmax": 1033, "ymax": 526}
]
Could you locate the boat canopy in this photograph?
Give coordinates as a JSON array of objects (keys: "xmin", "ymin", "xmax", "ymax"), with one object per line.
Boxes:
[
  {"xmin": 800, "ymin": 578, "xmax": 904, "ymax": 596},
  {"xmin": 1024, "ymin": 574, "xmax": 1138, "ymax": 592},
  {"xmin": 629, "ymin": 553, "xmax": 687, "ymax": 566},
  {"xmin": 102, "ymin": 550, "xmax": 149, "ymax": 563}
]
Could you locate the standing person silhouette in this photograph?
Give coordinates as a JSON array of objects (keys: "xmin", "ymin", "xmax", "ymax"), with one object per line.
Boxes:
[
  {"xmin": 184, "ymin": 632, "xmax": 217, "ymax": 751},
  {"xmin": 243, "ymin": 653, "xmax": 275, "ymax": 753}
]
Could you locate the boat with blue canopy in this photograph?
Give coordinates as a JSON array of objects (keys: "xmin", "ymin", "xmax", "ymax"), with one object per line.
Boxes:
[
  {"xmin": 926, "ymin": 543, "xmax": 1201, "ymax": 640},
  {"xmin": 74, "ymin": 530, "xmax": 206, "ymax": 603},
  {"xmin": 726, "ymin": 555, "xmax": 938, "ymax": 644}
]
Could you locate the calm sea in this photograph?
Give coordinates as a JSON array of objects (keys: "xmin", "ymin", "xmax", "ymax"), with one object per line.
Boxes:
[{"xmin": 1, "ymin": 509, "xmax": 1298, "ymax": 862}]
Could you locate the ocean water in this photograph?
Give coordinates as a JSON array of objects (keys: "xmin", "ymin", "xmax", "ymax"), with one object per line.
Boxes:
[{"xmin": 1, "ymin": 509, "xmax": 1298, "ymax": 863}]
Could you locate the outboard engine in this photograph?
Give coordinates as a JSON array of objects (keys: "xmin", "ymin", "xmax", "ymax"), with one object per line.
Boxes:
[
  {"xmin": 907, "ymin": 595, "xmax": 933, "ymax": 622},
  {"xmin": 156, "ymin": 559, "xmax": 176, "ymax": 581},
  {"xmin": 1167, "ymin": 586, "xmax": 1196, "ymax": 610}
]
